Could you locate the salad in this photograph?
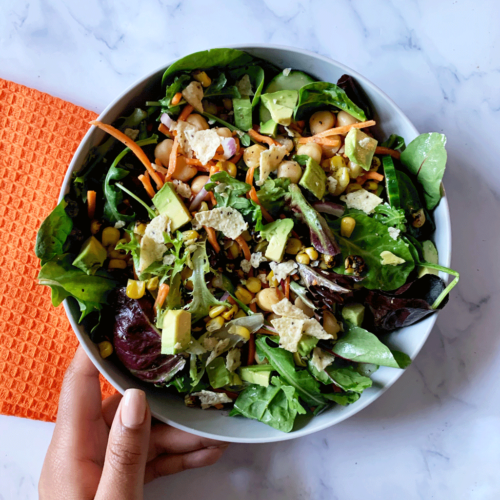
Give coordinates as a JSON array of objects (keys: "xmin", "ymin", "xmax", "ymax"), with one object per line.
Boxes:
[{"xmin": 35, "ymin": 49, "xmax": 459, "ymax": 433}]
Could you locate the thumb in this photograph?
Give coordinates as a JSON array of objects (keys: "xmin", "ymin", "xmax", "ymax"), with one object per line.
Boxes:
[{"xmin": 95, "ymin": 389, "xmax": 151, "ymax": 500}]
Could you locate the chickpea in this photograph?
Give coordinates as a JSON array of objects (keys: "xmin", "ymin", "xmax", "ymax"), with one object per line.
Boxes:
[
  {"xmin": 336, "ymin": 111, "xmax": 360, "ymax": 134},
  {"xmin": 256, "ymin": 288, "xmax": 282, "ymax": 312},
  {"xmin": 215, "ymin": 127, "xmax": 232, "ymax": 138},
  {"xmin": 323, "ymin": 310, "xmax": 341, "ymax": 337},
  {"xmin": 275, "ymin": 135, "xmax": 294, "ymax": 152},
  {"xmin": 154, "ymin": 139, "xmax": 174, "ymax": 166},
  {"xmin": 277, "ymin": 160, "xmax": 302, "ymax": 184},
  {"xmin": 171, "ymin": 156, "xmax": 197, "ymax": 182},
  {"xmin": 297, "ymin": 143, "xmax": 322, "ymax": 164},
  {"xmin": 190, "ymin": 175, "xmax": 210, "ymax": 195},
  {"xmin": 309, "ymin": 110, "xmax": 335, "ymax": 135},
  {"xmin": 322, "ymin": 135, "xmax": 342, "ymax": 158},
  {"xmin": 267, "ymin": 312, "xmax": 281, "ymax": 322},
  {"xmin": 348, "ymin": 161, "xmax": 363, "ymax": 179},
  {"xmin": 243, "ymin": 144, "xmax": 267, "ymax": 169},
  {"xmin": 186, "ymin": 113, "xmax": 209, "ymax": 131},
  {"xmin": 294, "ymin": 297, "xmax": 314, "ymax": 318}
]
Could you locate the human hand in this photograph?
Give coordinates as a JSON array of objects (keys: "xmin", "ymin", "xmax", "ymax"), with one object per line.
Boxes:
[{"xmin": 39, "ymin": 346, "xmax": 229, "ymax": 499}]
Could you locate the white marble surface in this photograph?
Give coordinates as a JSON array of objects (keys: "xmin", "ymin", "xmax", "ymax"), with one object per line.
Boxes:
[{"xmin": 1, "ymin": 0, "xmax": 499, "ymax": 498}]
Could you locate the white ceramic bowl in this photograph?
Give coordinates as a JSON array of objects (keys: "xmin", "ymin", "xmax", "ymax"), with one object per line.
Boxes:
[{"xmin": 60, "ymin": 44, "xmax": 451, "ymax": 443}]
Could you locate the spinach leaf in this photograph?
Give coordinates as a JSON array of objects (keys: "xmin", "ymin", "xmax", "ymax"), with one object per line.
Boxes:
[
  {"xmin": 161, "ymin": 74, "xmax": 190, "ymax": 114},
  {"xmin": 294, "ymin": 82, "xmax": 367, "ymax": 121},
  {"xmin": 37, "ymin": 254, "xmax": 118, "ymax": 322},
  {"xmin": 328, "ymin": 366, "xmax": 373, "ymax": 393},
  {"xmin": 162, "ymin": 48, "xmax": 254, "ymax": 85},
  {"xmin": 35, "ymin": 200, "xmax": 73, "ymax": 265},
  {"xmin": 230, "ymin": 377, "xmax": 306, "ymax": 433},
  {"xmin": 103, "ymin": 136, "xmax": 158, "ymax": 223},
  {"xmin": 333, "ymin": 325, "xmax": 410, "ymax": 368},
  {"xmin": 337, "ymin": 74, "xmax": 372, "ymax": 120},
  {"xmin": 324, "ymin": 392, "xmax": 360, "ymax": 406},
  {"xmin": 230, "ymin": 66, "xmax": 265, "ymax": 108},
  {"xmin": 255, "ymin": 336, "xmax": 326, "ymax": 407},
  {"xmin": 201, "ymin": 112, "xmax": 251, "ymax": 146},
  {"xmin": 381, "ymin": 134, "xmax": 406, "ymax": 151},
  {"xmin": 400, "ymin": 133, "xmax": 447, "ymax": 210},
  {"xmin": 330, "ymin": 210, "xmax": 415, "ymax": 290},
  {"xmin": 373, "ymin": 204, "xmax": 407, "ymax": 231},
  {"xmin": 257, "ymin": 177, "xmax": 290, "ymax": 212},
  {"xmin": 233, "ymin": 97, "xmax": 253, "ymax": 131}
]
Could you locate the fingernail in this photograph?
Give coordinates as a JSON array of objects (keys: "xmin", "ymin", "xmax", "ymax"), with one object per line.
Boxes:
[
  {"xmin": 121, "ymin": 389, "xmax": 146, "ymax": 429},
  {"xmin": 207, "ymin": 443, "xmax": 229, "ymax": 450}
]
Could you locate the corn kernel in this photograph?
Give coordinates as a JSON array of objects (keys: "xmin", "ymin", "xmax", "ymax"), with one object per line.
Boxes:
[
  {"xmin": 235, "ymin": 285, "xmax": 254, "ymax": 305},
  {"xmin": 146, "ymin": 276, "xmax": 159, "ymax": 291},
  {"xmin": 293, "ymin": 352, "xmax": 307, "ymax": 367},
  {"xmin": 228, "ymin": 241, "xmax": 240, "ymax": 259},
  {"xmin": 241, "ymin": 230, "xmax": 252, "ymax": 242},
  {"xmin": 126, "ymin": 279, "xmax": 146, "ymax": 299},
  {"xmin": 108, "ymin": 249, "xmax": 127, "ymax": 260},
  {"xmin": 370, "ymin": 156, "xmax": 381, "ymax": 171},
  {"xmin": 199, "ymin": 201, "xmax": 209, "ymax": 212},
  {"xmin": 246, "ymin": 277, "xmax": 262, "ymax": 294},
  {"xmin": 102, "ymin": 227, "xmax": 121, "ymax": 247},
  {"xmin": 98, "ymin": 341, "xmax": 113, "ymax": 359},
  {"xmin": 193, "ymin": 70, "xmax": 211, "ymax": 88},
  {"xmin": 222, "ymin": 304, "xmax": 239, "ymax": 320},
  {"xmin": 328, "ymin": 155, "xmax": 347, "ymax": 173},
  {"xmin": 333, "ymin": 167, "xmax": 350, "ymax": 196},
  {"xmin": 90, "ymin": 219, "xmax": 102, "ymax": 235},
  {"xmin": 182, "ymin": 230, "xmax": 200, "ymax": 242},
  {"xmin": 207, "ymin": 316, "xmax": 225, "ymax": 331},
  {"xmin": 134, "ymin": 222, "xmax": 147, "ymax": 235},
  {"xmin": 234, "ymin": 310, "xmax": 247, "ymax": 319},
  {"xmin": 209, "ymin": 305, "xmax": 227, "ymax": 318},
  {"xmin": 304, "ymin": 247, "xmax": 318, "ymax": 260},
  {"xmin": 229, "ymin": 325, "xmax": 250, "ymax": 341},
  {"xmin": 109, "ymin": 259, "xmax": 127, "ymax": 270},
  {"xmin": 296, "ymin": 253, "xmax": 310, "ymax": 265},
  {"xmin": 364, "ymin": 180, "xmax": 378, "ymax": 191},
  {"xmin": 285, "ymin": 238, "xmax": 302, "ymax": 255},
  {"xmin": 346, "ymin": 183, "xmax": 363, "ymax": 194},
  {"xmin": 340, "ymin": 217, "xmax": 356, "ymax": 238},
  {"xmin": 267, "ymin": 270, "xmax": 279, "ymax": 287}
]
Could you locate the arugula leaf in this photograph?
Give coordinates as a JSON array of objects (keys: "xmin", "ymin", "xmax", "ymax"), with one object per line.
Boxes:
[
  {"xmin": 255, "ymin": 336, "xmax": 326, "ymax": 407},
  {"xmin": 35, "ymin": 200, "xmax": 73, "ymax": 265},
  {"xmin": 160, "ymin": 74, "xmax": 190, "ymax": 114},
  {"xmin": 333, "ymin": 325, "xmax": 410, "ymax": 368},
  {"xmin": 400, "ymin": 133, "xmax": 447, "ymax": 210},
  {"xmin": 294, "ymin": 82, "xmax": 367, "ymax": 121},
  {"xmin": 373, "ymin": 204, "xmax": 407, "ymax": 231},
  {"xmin": 116, "ymin": 229, "xmax": 140, "ymax": 271},
  {"xmin": 381, "ymin": 134, "xmax": 406, "ymax": 151},
  {"xmin": 37, "ymin": 254, "xmax": 118, "ymax": 322},
  {"xmin": 257, "ymin": 177, "xmax": 290, "ymax": 212},
  {"xmin": 230, "ymin": 377, "xmax": 306, "ymax": 432},
  {"xmin": 324, "ymin": 392, "xmax": 360, "ymax": 406},
  {"xmin": 186, "ymin": 243, "xmax": 225, "ymax": 323},
  {"xmin": 330, "ymin": 210, "xmax": 415, "ymax": 290}
]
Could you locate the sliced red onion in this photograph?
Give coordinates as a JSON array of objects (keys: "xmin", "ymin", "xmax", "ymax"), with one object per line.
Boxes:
[
  {"xmin": 220, "ymin": 137, "xmax": 237, "ymax": 159},
  {"xmin": 313, "ymin": 201, "xmax": 345, "ymax": 218},
  {"xmin": 220, "ymin": 292, "xmax": 230, "ymax": 302},
  {"xmin": 161, "ymin": 113, "xmax": 175, "ymax": 129},
  {"xmin": 188, "ymin": 186, "xmax": 210, "ymax": 211}
]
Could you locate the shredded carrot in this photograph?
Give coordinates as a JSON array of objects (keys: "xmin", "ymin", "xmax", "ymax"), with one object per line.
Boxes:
[
  {"xmin": 249, "ymin": 187, "xmax": 274, "ymax": 223},
  {"xmin": 212, "ymin": 154, "xmax": 226, "ymax": 161},
  {"xmin": 205, "ymin": 225, "xmax": 220, "ymax": 253},
  {"xmin": 314, "ymin": 119, "xmax": 377, "ymax": 138},
  {"xmin": 249, "ymin": 128, "xmax": 280, "ymax": 146},
  {"xmin": 276, "ymin": 287, "xmax": 285, "ymax": 301},
  {"xmin": 171, "ymin": 92, "xmax": 183, "ymax": 106},
  {"xmin": 284, "ymin": 276, "xmax": 290, "ymax": 300},
  {"xmin": 249, "ymin": 303, "xmax": 257, "ymax": 313},
  {"xmin": 298, "ymin": 136, "xmax": 342, "ymax": 147},
  {"xmin": 208, "ymin": 192, "xmax": 217, "ymax": 207},
  {"xmin": 178, "ymin": 104, "xmax": 194, "ymax": 121},
  {"xmin": 185, "ymin": 158, "xmax": 211, "ymax": 171},
  {"xmin": 234, "ymin": 137, "xmax": 241, "ymax": 154},
  {"xmin": 375, "ymin": 146, "xmax": 401, "ymax": 160},
  {"xmin": 158, "ymin": 123, "xmax": 172, "ymax": 137},
  {"xmin": 296, "ymin": 120, "xmax": 305, "ymax": 128},
  {"xmin": 231, "ymin": 149, "xmax": 244, "ymax": 164},
  {"xmin": 90, "ymin": 121, "xmax": 164, "ymax": 190},
  {"xmin": 154, "ymin": 283, "xmax": 170, "ymax": 314},
  {"xmin": 246, "ymin": 166, "xmax": 255, "ymax": 186},
  {"xmin": 235, "ymin": 236, "xmax": 251, "ymax": 261},
  {"xmin": 87, "ymin": 190, "xmax": 96, "ymax": 219},
  {"xmin": 227, "ymin": 296, "xmax": 237, "ymax": 306},
  {"xmin": 214, "ymin": 404, "xmax": 224, "ymax": 410},
  {"xmin": 247, "ymin": 333, "xmax": 255, "ymax": 366},
  {"xmin": 356, "ymin": 171, "xmax": 385, "ymax": 184},
  {"xmin": 165, "ymin": 135, "xmax": 179, "ymax": 181},
  {"xmin": 138, "ymin": 172, "xmax": 156, "ymax": 199}
]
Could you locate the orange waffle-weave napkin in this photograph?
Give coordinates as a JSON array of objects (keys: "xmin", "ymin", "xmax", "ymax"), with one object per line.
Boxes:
[{"xmin": 0, "ymin": 78, "xmax": 116, "ymax": 423}]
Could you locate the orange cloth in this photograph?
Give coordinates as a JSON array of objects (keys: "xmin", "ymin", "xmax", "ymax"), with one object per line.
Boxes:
[{"xmin": 0, "ymin": 78, "xmax": 116, "ymax": 423}]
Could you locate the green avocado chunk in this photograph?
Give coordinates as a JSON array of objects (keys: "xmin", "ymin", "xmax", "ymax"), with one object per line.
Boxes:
[
  {"xmin": 342, "ymin": 303, "xmax": 365, "ymax": 327},
  {"xmin": 345, "ymin": 128, "xmax": 378, "ymax": 171},
  {"xmin": 299, "ymin": 157, "xmax": 327, "ymax": 199},
  {"xmin": 260, "ymin": 90, "xmax": 299, "ymax": 126},
  {"xmin": 298, "ymin": 335, "xmax": 319, "ymax": 357},
  {"xmin": 259, "ymin": 119, "xmax": 278, "ymax": 137},
  {"xmin": 152, "ymin": 182, "xmax": 192, "ymax": 231},
  {"xmin": 261, "ymin": 218, "xmax": 294, "ymax": 262},
  {"xmin": 161, "ymin": 310, "xmax": 191, "ymax": 354},
  {"xmin": 239, "ymin": 365, "xmax": 273, "ymax": 387},
  {"xmin": 418, "ymin": 240, "xmax": 439, "ymax": 278},
  {"xmin": 72, "ymin": 236, "xmax": 107, "ymax": 276}
]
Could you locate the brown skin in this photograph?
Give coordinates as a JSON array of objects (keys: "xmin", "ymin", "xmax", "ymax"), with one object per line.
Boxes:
[{"xmin": 39, "ymin": 347, "xmax": 229, "ymax": 500}]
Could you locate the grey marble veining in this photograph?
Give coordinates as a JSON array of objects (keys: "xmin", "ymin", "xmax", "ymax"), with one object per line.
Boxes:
[{"xmin": 1, "ymin": 0, "xmax": 499, "ymax": 498}]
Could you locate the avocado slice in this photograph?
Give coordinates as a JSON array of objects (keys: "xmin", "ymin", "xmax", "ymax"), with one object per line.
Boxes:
[
  {"xmin": 72, "ymin": 236, "xmax": 107, "ymax": 275},
  {"xmin": 239, "ymin": 365, "xmax": 273, "ymax": 387},
  {"xmin": 259, "ymin": 119, "xmax": 278, "ymax": 137},
  {"xmin": 342, "ymin": 303, "xmax": 365, "ymax": 327},
  {"xmin": 160, "ymin": 310, "xmax": 191, "ymax": 354},
  {"xmin": 418, "ymin": 240, "xmax": 439, "ymax": 278},
  {"xmin": 345, "ymin": 128, "xmax": 378, "ymax": 171},
  {"xmin": 299, "ymin": 157, "xmax": 327, "ymax": 199},
  {"xmin": 260, "ymin": 90, "xmax": 299, "ymax": 126},
  {"xmin": 261, "ymin": 218, "xmax": 294, "ymax": 262},
  {"xmin": 152, "ymin": 182, "xmax": 192, "ymax": 231},
  {"xmin": 298, "ymin": 335, "xmax": 319, "ymax": 357}
]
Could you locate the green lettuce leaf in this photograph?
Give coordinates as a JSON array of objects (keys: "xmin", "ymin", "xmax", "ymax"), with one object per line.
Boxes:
[
  {"xmin": 207, "ymin": 357, "xmax": 231, "ymax": 389},
  {"xmin": 257, "ymin": 177, "xmax": 290, "ymax": 212}
]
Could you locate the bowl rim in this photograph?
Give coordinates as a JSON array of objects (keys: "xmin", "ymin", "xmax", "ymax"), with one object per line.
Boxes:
[{"xmin": 60, "ymin": 43, "xmax": 452, "ymax": 443}]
